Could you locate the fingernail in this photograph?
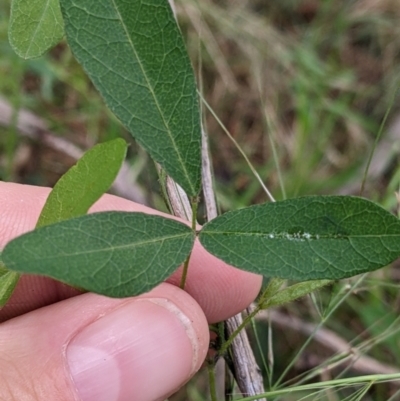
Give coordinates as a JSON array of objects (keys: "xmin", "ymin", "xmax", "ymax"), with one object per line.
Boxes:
[{"xmin": 66, "ymin": 298, "xmax": 198, "ymax": 401}]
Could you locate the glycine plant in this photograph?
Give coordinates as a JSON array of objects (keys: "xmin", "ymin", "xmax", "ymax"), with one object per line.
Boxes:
[{"xmin": 2, "ymin": 0, "xmax": 400, "ymax": 335}]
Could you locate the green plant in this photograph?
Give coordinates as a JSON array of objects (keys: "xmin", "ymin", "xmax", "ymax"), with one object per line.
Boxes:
[{"xmin": 2, "ymin": 0, "xmax": 400, "ymax": 398}]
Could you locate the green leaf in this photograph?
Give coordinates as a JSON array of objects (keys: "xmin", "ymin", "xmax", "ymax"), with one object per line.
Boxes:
[
  {"xmin": 0, "ymin": 138, "xmax": 126, "ymax": 306},
  {"xmin": 262, "ymin": 280, "xmax": 331, "ymax": 309},
  {"xmin": 36, "ymin": 138, "xmax": 127, "ymax": 227},
  {"xmin": 60, "ymin": 0, "xmax": 202, "ymax": 196},
  {"xmin": 3, "ymin": 212, "xmax": 195, "ymax": 298},
  {"xmin": 0, "ymin": 259, "xmax": 19, "ymax": 307},
  {"xmin": 9, "ymin": 0, "xmax": 64, "ymax": 59},
  {"xmin": 198, "ymin": 196, "xmax": 400, "ymax": 281}
]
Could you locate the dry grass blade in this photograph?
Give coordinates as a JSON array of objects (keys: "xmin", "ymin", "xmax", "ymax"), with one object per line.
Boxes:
[
  {"xmin": 180, "ymin": 2, "xmax": 238, "ymax": 91},
  {"xmin": 258, "ymin": 309, "xmax": 400, "ymax": 378}
]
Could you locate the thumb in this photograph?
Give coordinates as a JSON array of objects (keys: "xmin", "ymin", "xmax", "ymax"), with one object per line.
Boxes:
[{"xmin": 0, "ymin": 283, "xmax": 209, "ymax": 401}]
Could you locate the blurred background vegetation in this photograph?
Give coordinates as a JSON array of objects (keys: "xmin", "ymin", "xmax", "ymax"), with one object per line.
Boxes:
[{"xmin": 1, "ymin": 0, "xmax": 400, "ymax": 399}]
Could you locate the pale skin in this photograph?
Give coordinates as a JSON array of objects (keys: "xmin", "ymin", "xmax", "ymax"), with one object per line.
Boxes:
[{"xmin": 0, "ymin": 182, "xmax": 262, "ymax": 401}]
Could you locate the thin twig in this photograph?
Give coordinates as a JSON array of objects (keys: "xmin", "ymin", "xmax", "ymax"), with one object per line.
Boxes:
[
  {"xmin": 201, "ymin": 128, "xmax": 218, "ymax": 220},
  {"xmin": 225, "ymin": 314, "xmax": 267, "ymax": 399},
  {"xmin": 162, "ymin": 126, "xmax": 267, "ymax": 399},
  {"xmin": 201, "ymin": 128, "xmax": 266, "ymax": 400},
  {"xmin": 0, "ymin": 96, "xmax": 146, "ymax": 204},
  {"xmin": 168, "ymin": 2, "xmax": 266, "ymax": 395}
]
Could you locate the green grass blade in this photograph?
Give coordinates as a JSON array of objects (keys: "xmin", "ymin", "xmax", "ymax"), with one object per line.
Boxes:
[
  {"xmin": 37, "ymin": 138, "xmax": 127, "ymax": 227},
  {"xmin": 3, "ymin": 212, "xmax": 195, "ymax": 298},
  {"xmin": 60, "ymin": 0, "xmax": 202, "ymax": 196},
  {"xmin": 9, "ymin": 0, "xmax": 64, "ymax": 59},
  {"xmin": 199, "ymin": 196, "xmax": 400, "ymax": 281}
]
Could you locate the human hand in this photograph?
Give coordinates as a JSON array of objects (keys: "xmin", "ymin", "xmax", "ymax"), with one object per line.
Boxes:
[{"xmin": 0, "ymin": 182, "xmax": 262, "ymax": 401}]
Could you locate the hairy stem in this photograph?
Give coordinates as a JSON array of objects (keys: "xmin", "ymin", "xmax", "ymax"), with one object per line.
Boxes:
[{"xmin": 208, "ymin": 359, "xmax": 218, "ymax": 401}]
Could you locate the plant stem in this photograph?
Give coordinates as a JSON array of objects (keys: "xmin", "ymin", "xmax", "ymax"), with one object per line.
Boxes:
[
  {"xmin": 219, "ymin": 278, "xmax": 283, "ymax": 355},
  {"xmin": 208, "ymin": 359, "xmax": 218, "ymax": 401},
  {"xmin": 179, "ymin": 254, "xmax": 192, "ymax": 290},
  {"xmin": 179, "ymin": 197, "xmax": 198, "ymax": 289},
  {"xmin": 219, "ymin": 305, "xmax": 261, "ymax": 356},
  {"xmin": 190, "ymin": 196, "xmax": 198, "ymax": 231}
]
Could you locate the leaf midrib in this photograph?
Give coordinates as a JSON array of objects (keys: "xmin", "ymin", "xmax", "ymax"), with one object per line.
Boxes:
[
  {"xmin": 14, "ymin": 231, "xmax": 192, "ymax": 261},
  {"xmin": 201, "ymin": 231, "xmax": 400, "ymax": 239},
  {"xmin": 110, "ymin": 0, "xmax": 195, "ymax": 194},
  {"xmin": 25, "ymin": 0, "xmax": 51, "ymax": 57}
]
